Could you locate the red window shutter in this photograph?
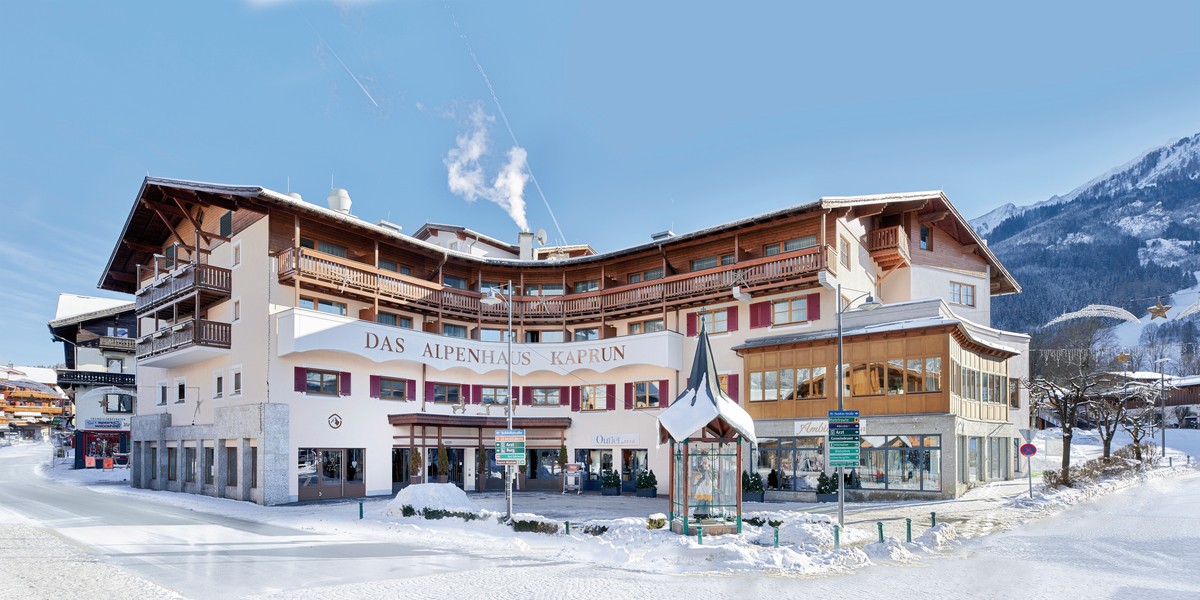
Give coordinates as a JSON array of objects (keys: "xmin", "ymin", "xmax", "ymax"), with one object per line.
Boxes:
[
  {"xmin": 727, "ymin": 374, "xmax": 740, "ymax": 403},
  {"xmin": 522, "ymin": 387, "xmax": 534, "ymax": 405},
  {"xmin": 749, "ymin": 301, "xmax": 771, "ymax": 328},
  {"xmin": 807, "ymin": 292, "xmax": 821, "ymax": 321},
  {"xmin": 471, "ymin": 384, "xmax": 483, "ymax": 404},
  {"xmin": 559, "ymin": 386, "xmax": 570, "ymax": 406},
  {"xmin": 659, "ymin": 379, "xmax": 670, "ymax": 407},
  {"xmin": 294, "ymin": 367, "xmax": 306, "ymax": 392},
  {"xmin": 425, "ymin": 381, "xmax": 436, "ymax": 403},
  {"xmin": 605, "ymin": 384, "xmax": 616, "ymax": 411},
  {"xmin": 511, "ymin": 386, "xmax": 519, "ymax": 405},
  {"xmin": 369, "ymin": 375, "xmax": 381, "ymax": 398},
  {"xmin": 571, "ymin": 386, "xmax": 581, "ymax": 412},
  {"xmin": 624, "ymin": 383, "xmax": 634, "ymax": 410},
  {"xmin": 406, "ymin": 379, "xmax": 416, "ymax": 401},
  {"xmin": 726, "ymin": 307, "xmax": 738, "ymax": 332},
  {"xmin": 339, "ymin": 372, "xmax": 351, "ymax": 396},
  {"xmin": 686, "ymin": 313, "xmax": 697, "ymax": 337}
]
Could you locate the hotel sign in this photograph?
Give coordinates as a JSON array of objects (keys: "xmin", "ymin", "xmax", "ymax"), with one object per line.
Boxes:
[{"xmin": 278, "ymin": 309, "xmax": 684, "ymax": 376}]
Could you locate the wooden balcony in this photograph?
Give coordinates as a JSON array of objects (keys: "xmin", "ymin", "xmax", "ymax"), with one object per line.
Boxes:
[
  {"xmin": 865, "ymin": 226, "xmax": 911, "ymax": 272},
  {"xmin": 57, "ymin": 370, "xmax": 137, "ymax": 388},
  {"xmin": 5, "ymin": 405, "xmax": 63, "ymax": 416},
  {"xmin": 135, "ymin": 263, "xmax": 232, "ymax": 316},
  {"xmin": 277, "ymin": 245, "xmax": 827, "ymax": 324},
  {"xmin": 136, "ymin": 319, "xmax": 232, "ymax": 368}
]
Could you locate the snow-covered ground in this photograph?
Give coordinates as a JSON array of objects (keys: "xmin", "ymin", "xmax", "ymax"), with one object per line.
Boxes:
[{"xmin": 23, "ymin": 429, "xmax": 1199, "ymax": 591}]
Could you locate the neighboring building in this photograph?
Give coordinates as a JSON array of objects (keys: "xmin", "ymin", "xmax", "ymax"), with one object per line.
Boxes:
[
  {"xmin": 48, "ymin": 294, "xmax": 138, "ymax": 467},
  {"xmin": 98, "ymin": 178, "xmax": 1028, "ymax": 505},
  {"xmin": 1, "ymin": 366, "xmax": 69, "ymax": 441}
]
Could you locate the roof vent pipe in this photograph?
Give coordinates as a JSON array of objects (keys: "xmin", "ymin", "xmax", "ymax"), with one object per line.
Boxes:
[{"xmin": 327, "ymin": 188, "xmax": 352, "ymax": 214}]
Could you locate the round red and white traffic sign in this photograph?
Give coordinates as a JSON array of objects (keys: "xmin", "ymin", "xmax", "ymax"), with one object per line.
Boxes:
[{"xmin": 1019, "ymin": 443, "xmax": 1037, "ymax": 457}]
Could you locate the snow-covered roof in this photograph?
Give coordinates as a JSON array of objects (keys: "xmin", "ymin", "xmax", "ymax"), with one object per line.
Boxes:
[
  {"xmin": 0, "ymin": 366, "xmax": 67, "ymax": 398},
  {"xmin": 49, "ymin": 294, "xmax": 134, "ymax": 328},
  {"xmin": 658, "ymin": 329, "xmax": 756, "ymax": 444}
]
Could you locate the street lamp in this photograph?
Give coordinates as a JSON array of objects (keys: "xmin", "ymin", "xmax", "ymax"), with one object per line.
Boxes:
[
  {"xmin": 480, "ymin": 280, "xmax": 515, "ymax": 522},
  {"xmin": 834, "ymin": 283, "xmax": 880, "ymax": 529},
  {"xmin": 1155, "ymin": 357, "xmax": 1170, "ymax": 460}
]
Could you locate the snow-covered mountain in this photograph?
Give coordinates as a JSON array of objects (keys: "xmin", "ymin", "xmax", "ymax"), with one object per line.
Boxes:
[
  {"xmin": 977, "ymin": 132, "xmax": 1200, "ymax": 340},
  {"xmin": 972, "ymin": 134, "xmax": 1200, "ymax": 237}
]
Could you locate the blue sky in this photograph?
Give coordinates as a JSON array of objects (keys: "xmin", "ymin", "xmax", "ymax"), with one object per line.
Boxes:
[{"xmin": 4, "ymin": 0, "xmax": 1200, "ymax": 366}]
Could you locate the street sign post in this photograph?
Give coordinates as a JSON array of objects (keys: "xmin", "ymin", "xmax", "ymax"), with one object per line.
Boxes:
[
  {"xmin": 495, "ymin": 429, "xmax": 526, "ymax": 465},
  {"xmin": 1020, "ymin": 443, "xmax": 1037, "ymax": 498},
  {"xmin": 828, "ymin": 410, "xmax": 860, "ymax": 469}
]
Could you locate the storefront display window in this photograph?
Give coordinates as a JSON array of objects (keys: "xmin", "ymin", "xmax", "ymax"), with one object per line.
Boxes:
[{"xmin": 855, "ymin": 435, "xmax": 940, "ymax": 492}]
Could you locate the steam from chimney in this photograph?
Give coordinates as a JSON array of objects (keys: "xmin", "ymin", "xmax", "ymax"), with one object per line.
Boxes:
[{"xmin": 444, "ymin": 103, "xmax": 529, "ymax": 232}]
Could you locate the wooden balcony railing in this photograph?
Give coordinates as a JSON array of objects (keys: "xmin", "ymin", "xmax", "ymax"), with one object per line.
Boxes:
[
  {"xmin": 865, "ymin": 225, "xmax": 911, "ymax": 269},
  {"xmin": 98, "ymin": 336, "xmax": 136, "ymax": 352},
  {"xmin": 57, "ymin": 370, "xmax": 136, "ymax": 387},
  {"xmin": 278, "ymin": 244, "xmax": 827, "ymax": 322},
  {"xmin": 136, "ymin": 319, "xmax": 232, "ymax": 360},
  {"xmin": 135, "ymin": 263, "xmax": 232, "ymax": 314}
]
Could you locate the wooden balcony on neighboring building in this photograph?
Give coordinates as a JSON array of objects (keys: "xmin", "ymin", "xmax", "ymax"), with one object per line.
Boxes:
[
  {"xmin": 277, "ymin": 245, "xmax": 828, "ymax": 324},
  {"xmin": 57, "ymin": 370, "xmax": 136, "ymax": 388},
  {"xmin": 135, "ymin": 262, "xmax": 232, "ymax": 317},
  {"xmin": 866, "ymin": 225, "xmax": 911, "ymax": 272},
  {"xmin": 136, "ymin": 318, "xmax": 232, "ymax": 368}
]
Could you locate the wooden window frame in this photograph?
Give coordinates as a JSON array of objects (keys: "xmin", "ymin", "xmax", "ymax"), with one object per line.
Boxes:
[
  {"xmin": 919, "ymin": 225, "xmax": 933, "ymax": 251},
  {"xmin": 839, "ymin": 237, "xmax": 851, "ymax": 269},
  {"xmin": 581, "ymin": 385, "xmax": 607, "ymax": 411},
  {"xmin": 300, "ymin": 296, "xmax": 348, "ymax": 316},
  {"xmin": 481, "ymin": 386, "xmax": 510, "ymax": 405},
  {"xmin": 699, "ymin": 310, "xmax": 728, "ymax": 334},
  {"xmin": 378, "ymin": 377, "xmax": 408, "ymax": 400},
  {"xmin": 629, "ymin": 318, "xmax": 665, "ymax": 335},
  {"xmin": 574, "ymin": 327, "xmax": 600, "ymax": 341},
  {"xmin": 443, "ymin": 323, "xmax": 469, "ymax": 338},
  {"xmin": 305, "ymin": 369, "xmax": 340, "ymax": 396},
  {"xmin": 432, "ymin": 383, "xmax": 463, "ymax": 404},
  {"xmin": 772, "ymin": 297, "xmax": 809, "ymax": 325},
  {"xmin": 574, "ymin": 279, "xmax": 600, "ymax": 293},
  {"xmin": 443, "ymin": 275, "xmax": 469, "ymax": 290},
  {"xmin": 633, "ymin": 381, "xmax": 660, "ymax": 408},
  {"xmin": 691, "ymin": 256, "xmax": 718, "ymax": 271},
  {"xmin": 531, "ymin": 387, "xmax": 561, "ymax": 406}
]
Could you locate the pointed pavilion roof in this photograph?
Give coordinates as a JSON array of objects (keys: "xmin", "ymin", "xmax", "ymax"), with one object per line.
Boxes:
[{"xmin": 657, "ymin": 328, "xmax": 757, "ymax": 444}]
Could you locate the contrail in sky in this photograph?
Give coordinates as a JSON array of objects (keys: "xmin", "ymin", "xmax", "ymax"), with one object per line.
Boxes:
[
  {"xmin": 308, "ymin": 21, "xmax": 380, "ymax": 108},
  {"xmin": 444, "ymin": 2, "xmax": 567, "ymax": 245}
]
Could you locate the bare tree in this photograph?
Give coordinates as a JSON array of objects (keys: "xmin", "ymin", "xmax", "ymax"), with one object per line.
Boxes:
[
  {"xmin": 1027, "ymin": 371, "xmax": 1104, "ymax": 487},
  {"xmin": 1120, "ymin": 386, "xmax": 1158, "ymax": 463},
  {"xmin": 1085, "ymin": 375, "xmax": 1128, "ymax": 460}
]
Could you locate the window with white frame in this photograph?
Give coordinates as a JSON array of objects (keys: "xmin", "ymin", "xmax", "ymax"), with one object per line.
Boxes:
[
  {"xmin": 175, "ymin": 377, "xmax": 187, "ymax": 403},
  {"xmin": 232, "ymin": 241, "xmax": 242, "ymax": 267},
  {"xmin": 231, "ymin": 366, "xmax": 243, "ymax": 396},
  {"xmin": 213, "ymin": 370, "xmax": 224, "ymax": 399},
  {"xmin": 949, "ymin": 282, "xmax": 975, "ymax": 307},
  {"xmin": 581, "ymin": 385, "xmax": 606, "ymax": 411}
]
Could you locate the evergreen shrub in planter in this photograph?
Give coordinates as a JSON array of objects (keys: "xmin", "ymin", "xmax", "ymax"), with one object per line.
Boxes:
[
  {"xmin": 816, "ymin": 471, "xmax": 839, "ymax": 502},
  {"xmin": 600, "ymin": 470, "xmax": 622, "ymax": 496},
  {"xmin": 636, "ymin": 469, "xmax": 658, "ymax": 498},
  {"xmin": 742, "ymin": 470, "xmax": 765, "ymax": 502},
  {"xmin": 437, "ymin": 446, "xmax": 450, "ymax": 484}
]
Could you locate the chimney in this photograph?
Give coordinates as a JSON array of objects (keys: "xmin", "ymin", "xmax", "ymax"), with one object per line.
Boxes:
[
  {"xmin": 651, "ymin": 229, "xmax": 675, "ymax": 241},
  {"xmin": 326, "ymin": 188, "xmax": 352, "ymax": 214},
  {"xmin": 518, "ymin": 231, "xmax": 535, "ymax": 260}
]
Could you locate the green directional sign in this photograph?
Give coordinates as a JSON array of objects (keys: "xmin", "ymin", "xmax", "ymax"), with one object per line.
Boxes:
[
  {"xmin": 495, "ymin": 429, "xmax": 527, "ymax": 465},
  {"xmin": 827, "ymin": 410, "xmax": 861, "ymax": 468}
]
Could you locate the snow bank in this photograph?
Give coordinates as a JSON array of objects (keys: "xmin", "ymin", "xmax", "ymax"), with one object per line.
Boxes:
[
  {"xmin": 385, "ymin": 483, "xmax": 479, "ymax": 515},
  {"xmin": 863, "ymin": 537, "xmax": 918, "ymax": 563},
  {"xmin": 912, "ymin": 523, "xmax": 959, "ymax": 552}
]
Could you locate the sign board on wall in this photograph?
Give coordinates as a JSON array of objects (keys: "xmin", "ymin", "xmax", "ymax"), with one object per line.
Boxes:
[
  {"xmin": 594, "ymin": 433, "xmax": 641, "ymax": 446},
  {"xmin": 83, "ymin": 418, "xmax": 128, "ymax": 430},
  {"xmin": 279, "ymin": 309, "xmax": 684, "ymax": 376}
]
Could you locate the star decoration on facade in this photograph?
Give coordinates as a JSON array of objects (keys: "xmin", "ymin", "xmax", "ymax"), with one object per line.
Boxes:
[{"xmin": 1148, "ymin": 298, "xmax": 1172, "ymax": 320}]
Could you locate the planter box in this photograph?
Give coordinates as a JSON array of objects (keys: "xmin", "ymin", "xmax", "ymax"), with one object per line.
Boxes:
[
  {"xmin": 636, "ymin": 488, "xmax": 657, "ymax": 498},
  {"xmin": 409, "ymin": 476, "xmax": 423, "ymax": 486},
  {"xmin": 816, "ymin": 493, "xmax": 838, "ymax": 502},
  {"xmin": 438, "ymin": 475, "xmax": 449, "ymax": 484},
  {"xmin": 601, "ymin": 486, "xmax": 621, "ymax": 496},
  {"xmin": 743, "ymin": 491, "xmax": 765, "ymax": 503}
]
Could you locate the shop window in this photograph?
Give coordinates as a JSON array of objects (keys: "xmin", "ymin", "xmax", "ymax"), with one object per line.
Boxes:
[
  {"xmin": 167, "ymin": 447, "xmax": 178, "ymax": 481},
  {"xmin": 204, "ymin": 447, "xmax": 215, "ymax": 485},
  {"xmin": 226, "ymin": 447, "xmax": 238, "ymax": 486},
  {"xmin": 185, "ymin": 448, "xmax": 197, "ymax": 483},
  {"xmin": 150, "ymin": 448, "xmax": 158, "ymax": 480},
  {"xmin": 251, "ymin": 447, "xmax": 259, "ymax": 489}
]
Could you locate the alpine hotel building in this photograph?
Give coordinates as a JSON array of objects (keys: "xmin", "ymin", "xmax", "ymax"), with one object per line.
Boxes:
[{"xmin": 100, "ymin": 178, "xmax": 1028, "ymax": 505}]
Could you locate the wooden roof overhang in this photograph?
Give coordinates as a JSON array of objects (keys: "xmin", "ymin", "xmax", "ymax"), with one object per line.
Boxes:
[{"xmin": 387, "ymin": 414, "xmax": 573, "ymax": 429}]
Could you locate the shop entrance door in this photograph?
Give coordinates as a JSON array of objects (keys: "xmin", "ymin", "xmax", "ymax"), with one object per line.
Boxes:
[
  {"xmin": 620, "ymin": 449, "xmax": 648, "ymax": 492},
  {"xmin": 427, "ymin": 448, "xmax": 465, "ymax": 487},
  {"xmin": 298, "ymin": 448, "xmax": 365, "ymax": 500},
  {"xmin": 392, "ymin": 447, "xmax": 411, "ymax": 492}
]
